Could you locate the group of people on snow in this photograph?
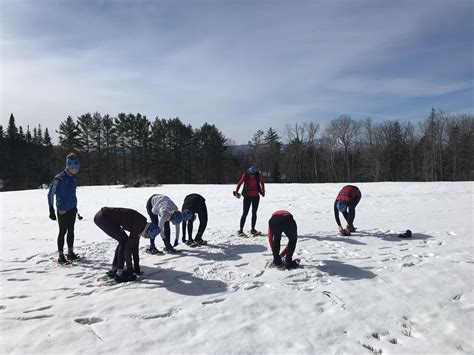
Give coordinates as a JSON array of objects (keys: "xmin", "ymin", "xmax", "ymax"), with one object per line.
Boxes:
[{"xmin": 48, "ymin": 154, "xmax": 362, "ymax": 281}]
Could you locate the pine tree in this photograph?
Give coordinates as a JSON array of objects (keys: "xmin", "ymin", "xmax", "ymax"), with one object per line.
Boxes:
[{"xmin": 57, "ymin": 116, "xmax": 81, "ymax": 152}]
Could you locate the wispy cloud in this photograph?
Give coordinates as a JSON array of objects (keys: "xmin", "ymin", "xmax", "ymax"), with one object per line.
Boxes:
[{"xmin": 1, "ymin": 0, "xmax": 472, "ymax": 143}]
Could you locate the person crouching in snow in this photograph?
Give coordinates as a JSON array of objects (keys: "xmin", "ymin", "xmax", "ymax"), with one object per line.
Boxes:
[
  {"xmin": 47, "ymin": 153, "xmax": 81, "ymax": 264},
  {"xmin": 268, "ymin": 210, "xmax": 299, "ymax": 269},
  {"xmin": 94, "ymin": 207, "xmax": 160, "ymax": 283},
  {"xmin": 146, "ymin": 194, "xmax": 183, "ymax": 254},
  {"xmin": 334, "ymin": 185, "xmax": 361, "ymax": 236},
  {"xmin": 233, "ymin": 165, "xmax": 265, "ymax": 237},
  {"xmin": 181, "ymin": 193, "xmax": 208, "ymax": 246}
]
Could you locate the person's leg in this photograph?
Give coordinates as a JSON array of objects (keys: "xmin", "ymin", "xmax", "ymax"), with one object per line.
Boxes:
[
  {"xmin": 66, "ymin": 208, "xmax": 77, "ymax": 257},
  {"xmin": 187, "ymin": 219, "xmax": 194, "ymax": 241},
  {"xmin": 250, "ymin": 197, "xmax": 260, "ymax": 231},
  {"xmin": 132, "ymin": 243, "xmax": 140, "ymax": 273},
  {"xmin": 195, "ymin": 206, "xmax": 208, "ymax": 240},
  {"xmin": 146, "ymin": 197, "xmax": 158, "ymax": 249},
  {"xmin": 348, "ymin": 195, "xmax": 361, "ymax": 228},
  {"xmin": 94, "ymin": 210, "xmax": 128, "ymax": 270},
  {"xmin": 284, "ymin": 218, "xmax": 298, "ymax": 263},
  {"xmin": 239, "ymin": 197, "xmax": 251, "ymax": 232},
  {"xmin": 57, "ymin": 212, "xmax": 68, "ymax": 259},
  {"xmin": 269, "ymin": 216, "xmax": 283, "ymax": 263},
  {"xmin": 163, "ymin": 221, "xmax": 173, "ymax": 250}
]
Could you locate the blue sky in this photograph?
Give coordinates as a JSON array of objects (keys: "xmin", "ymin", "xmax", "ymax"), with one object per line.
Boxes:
[{"xmin": 1, "ymin": 0, "xmax": 473, "ymax": 144}]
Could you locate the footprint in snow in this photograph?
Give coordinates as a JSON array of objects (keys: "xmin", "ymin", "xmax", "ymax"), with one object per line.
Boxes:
[
  {"xmin": 23, "ymin": 305, "xmax": 53, "ymax": 313},
  {"xmin": 74, "ymin": 317, "xmax": 103, "ymax": 325},
  {"xmin": 202, "ymin": 298, "xmax": 226, "ymax": 305}
]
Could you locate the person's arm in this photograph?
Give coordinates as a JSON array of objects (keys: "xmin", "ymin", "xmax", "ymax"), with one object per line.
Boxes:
[
  {"xmin": 125, "ymin": 232, "xmax": 140, "ymax": 272},
  {"xmin": 174, "ymin": 224, "xmax": 180, "ymax": 246},
  {"xmin": 334, "ymin": 200, "xmax": 342, "ymax": 228},
  {"xmin": 259, "ymin": 175, "xmax": 265, "ymax": 196},
  {"xmin": 235, "ymin": 173, "xmax": 246, "ymax": 193},
  {"xmin": 267, "ymin": 224, "xmax": 274, "ymax": 253},
  {"xmin": 47, "ymin": 179, "xmax": 59, "ymax": 220}
]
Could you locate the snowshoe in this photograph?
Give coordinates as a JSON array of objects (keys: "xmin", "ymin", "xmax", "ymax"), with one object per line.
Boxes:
[
  {"xmin": 237, "ymin": 231, "xmax": 248, "ymax": 237},
  {"xmin": 58, "ymin": 255, "xmax": 70, "ymax": 265},
  {"xmin": 163, "ymin": 247, "xmax": 181, "ymax": 254},
  {"xmin": 250, "ymin": 229, "xmax": 262, "ymax": 236},
  {"xmin": 67, "ymin": 252, "xmax": 80, "ymax": 261},
  {"xmin": 145, "ymin": 246, "xmax": 164, "ymax": 255},
  {"xmin": 347, "ymin": 225, "xmax": 357, "ymax": 233},
  {"xmin": 114, "ymin": 270, "xmax": 136, "ymax": 283},
  {"xmin": 338, "ymin": 228, "xmax": 351, "ymax": 236},
  {"xmin": 194, "ymin": 239, "xmax": 208, "ymax": 245},
  {"xmin": 270, "ymin": 259, "xmax": 285, "ymax": 270},
  {"xmin": 106, "ymin": 269, "xmax": 117, "ymax": 278},
  {"xmin": 285, "ymin": 259, "xmax": 300, "ymax": 270}
]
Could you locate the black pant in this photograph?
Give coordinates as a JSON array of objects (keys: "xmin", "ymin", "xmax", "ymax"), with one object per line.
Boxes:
[
  {"xmin": 93, "ymin": 209, "xmax": 129, "ymax": 270},
  {"xmin": 183, "ymin": 210, "xmax": 208, "ymax": 241},
  {"xmin": 57, "ymin": 207, "xmax": 77, "ymax": 252},
  {"xmin": 268, "ymin": 214, "xmax": 297, "ymax": 263},
  {"xmin": 240, "ymin": 196, "xmax": 260, "ymax": 231}
]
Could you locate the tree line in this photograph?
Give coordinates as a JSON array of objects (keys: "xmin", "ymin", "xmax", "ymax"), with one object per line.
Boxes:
[{"xmin": 0, "ymin": 109, "xmax": 472, "ymax": 191}]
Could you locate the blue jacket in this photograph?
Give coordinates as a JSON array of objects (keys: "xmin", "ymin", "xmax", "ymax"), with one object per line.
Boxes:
[{"xmin": 47, "ymin": 170, "xmax": 77, "ymax": 212}]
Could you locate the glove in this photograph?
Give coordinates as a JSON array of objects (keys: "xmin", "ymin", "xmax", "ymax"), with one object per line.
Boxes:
[
  {"xmin": 261, "ymin": 191, "xmax": 265, "ymax": 197},
  {"xmin": 49, "ymin": 207, "xmax": 57, "ymax": 221},
  {"xmin": 233, "ymin": 191, "xmax": 241, "ymax": 199},
  {"xmin": 77, "ymin": 213, "xmax": 83, "ymax": 220}
]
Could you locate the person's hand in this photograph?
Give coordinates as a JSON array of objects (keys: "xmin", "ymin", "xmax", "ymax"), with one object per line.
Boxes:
[
  {"xmin": 233, "ymin": 191, "xmax": 241, "ymax": 199},
  {"xmin": 77, "ymin": 213, "xmax": 83, "ymax": 220},
  {"xmin": 49, "ymin": 207, "xmax": 57, "ymax": 221},
  {"xmin": 261, "ymin": 191, "xmax": 265, "ymax": 197}
]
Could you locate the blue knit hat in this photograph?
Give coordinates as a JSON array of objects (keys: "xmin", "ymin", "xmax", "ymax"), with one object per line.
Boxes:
[
  {"xmin": 66, "ymin": 154, "xmax": 80, "ymax": 170},
  {"xmin": 336, "ymin": 200, "xmax": 348, "ymax": 212},
  {"xmin": 171, "ymin": 211, "xmax": 183, "ymax": 225},
  {"xmin": 248, "ymin": 165, "xmax": 257, "ymax": 174},
  {"xmin": 182, "ymin": 209, "xmax": 194, "ymax": 221},
  {"xmin": 146, "ymin": 223, "xmax": 160, "ymax": 240}
]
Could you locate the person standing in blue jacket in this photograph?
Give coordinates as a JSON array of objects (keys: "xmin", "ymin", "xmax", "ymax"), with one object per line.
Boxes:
[{"xmin": 47, "ymin": 153, "xmax": 81, "ymax": 264}]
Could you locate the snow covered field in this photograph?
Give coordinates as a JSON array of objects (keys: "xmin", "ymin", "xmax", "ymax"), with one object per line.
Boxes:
[{"xmin": 0, "ymin": 182, "xmax": 473, "ymax": 355}]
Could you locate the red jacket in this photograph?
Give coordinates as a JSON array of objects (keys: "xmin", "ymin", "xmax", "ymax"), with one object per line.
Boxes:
[
  {"xmin": 236, "ymin": 172, "xmax": 265, "ymax": 197},
  {"xmin": 336, "ymin": 185, "xmax": 361, "ymax": 202}
]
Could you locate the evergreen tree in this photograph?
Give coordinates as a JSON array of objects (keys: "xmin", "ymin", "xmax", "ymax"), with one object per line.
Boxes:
[{"xmin": 57, "ymin": 116, "xmax": 81, "ymax": 152}]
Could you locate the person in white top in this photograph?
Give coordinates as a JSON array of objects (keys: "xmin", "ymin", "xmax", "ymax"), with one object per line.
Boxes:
[{"xmin": 145, "ymin": 194, "xmax": 183, "ymax": 253}]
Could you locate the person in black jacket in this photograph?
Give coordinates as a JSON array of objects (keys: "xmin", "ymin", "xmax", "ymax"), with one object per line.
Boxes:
[
  {"xmin": 182, "ymin": 193, "xmax": 208, "ymax": 246},
  {"xmin": 93, "ymin": 207, "xmax": 160, "ymax": 282}
]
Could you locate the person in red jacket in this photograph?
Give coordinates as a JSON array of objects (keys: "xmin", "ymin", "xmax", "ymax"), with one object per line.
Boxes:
[
  {"xmin": 334, "ymin": 185, "xmax": 361, "ymax": 236},
  {"xmin": 94, "ymin": 207, "xmax": 160, "ymax": 283},
  {"xmin": 234, "ymin": 165, "xmax": 265, "ymax": 236},
  {"xmin": 268, "ymin": 210, "xmax": 299, "ymax": 269}
]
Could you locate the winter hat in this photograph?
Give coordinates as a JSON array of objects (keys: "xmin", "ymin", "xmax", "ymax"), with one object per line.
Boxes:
[
  {"xmin": 336, "ymin": 200, "xmax": 348, "ymax": 212},
  {"xmin": 182, "ymin": 209, "xmax": 194, "ymax": 221},
  {"xmin": 146, "ymin": 223, "xmax": 160, "ymax": 240},
  {"xmin": 66, "ymin": 154, "xmax": 80, "ymax": 170},
  {"xmin": 170, "ymin": 211, "xmax": 183, "ymax": 225},
  {"xmin": 248, "ymin": 165, "xmax": 257, "ymax": 174}
]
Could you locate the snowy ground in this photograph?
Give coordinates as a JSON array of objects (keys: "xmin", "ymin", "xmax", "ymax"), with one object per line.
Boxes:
[{"xmin": 0, "ymin": 182, "xmax": 473, "ymax": 355}]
